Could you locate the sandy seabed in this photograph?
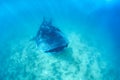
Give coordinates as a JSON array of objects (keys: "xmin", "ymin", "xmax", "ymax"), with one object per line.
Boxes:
[{"xmin": 1, "ymin": 33, "xmax": 119, "ymax": 80}]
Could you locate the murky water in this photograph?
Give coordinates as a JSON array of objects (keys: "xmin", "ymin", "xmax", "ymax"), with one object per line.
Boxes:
[{"xmin": 0, "ymin": 0, "xmax": 120, "ymax": 80}]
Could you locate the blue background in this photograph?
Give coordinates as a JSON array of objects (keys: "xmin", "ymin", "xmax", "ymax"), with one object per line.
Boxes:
[{"xmin": 0, "ymin": 0, "xmax": 120, "ymax": 80}]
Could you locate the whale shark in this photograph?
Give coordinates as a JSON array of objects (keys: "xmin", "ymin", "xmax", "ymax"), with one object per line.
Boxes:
[{"xmin": 32, "ymin": 18, "xmax": 69, "ymax": 53}]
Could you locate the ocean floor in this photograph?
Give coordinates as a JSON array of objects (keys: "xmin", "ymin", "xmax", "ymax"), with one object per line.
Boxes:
[{"xmin": 0, "ymin": 33, "xmax": 119, "ymax": 80}]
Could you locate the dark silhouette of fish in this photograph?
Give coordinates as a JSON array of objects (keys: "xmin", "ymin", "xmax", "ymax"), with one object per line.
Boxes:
[{"xmin": 32, "ymin": 18, "xmax": 69, "ymax": 53}]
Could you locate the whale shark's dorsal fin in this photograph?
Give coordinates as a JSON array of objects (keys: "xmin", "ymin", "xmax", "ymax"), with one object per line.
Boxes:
[{"xmin": 41, "ymin": 17, "xmax": 52, "ymax": 27}]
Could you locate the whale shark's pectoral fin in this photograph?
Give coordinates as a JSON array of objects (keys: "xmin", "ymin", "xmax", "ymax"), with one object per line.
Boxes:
[
  {"xmin": 30, "ymin": 36, "xmax": 36, "ymax": 41},
  {"xmin": 30, "ymin": 36, "xmax": 42, "ymax": 47}
]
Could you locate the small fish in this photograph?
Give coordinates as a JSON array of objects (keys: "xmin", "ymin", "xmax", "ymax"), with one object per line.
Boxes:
[{"xmin": 32, "ymin": 18, "xmax": 69, "ymax": 53}]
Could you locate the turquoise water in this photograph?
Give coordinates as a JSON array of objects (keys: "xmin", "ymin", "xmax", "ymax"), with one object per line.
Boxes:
[{"xmin": 0, "ymin": 0, "xmax": 120, "ymax": 80}]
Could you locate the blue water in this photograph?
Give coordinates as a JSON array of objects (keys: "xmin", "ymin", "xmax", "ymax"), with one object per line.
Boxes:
[{"xmin": 0, "ymin": 0, "xmax": 120, "ymax": 80}]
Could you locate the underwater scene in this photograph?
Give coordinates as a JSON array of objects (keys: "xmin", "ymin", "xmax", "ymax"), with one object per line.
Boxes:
[{"xmin": 0, "ymin": 0, "xmax": 120, "ymax": 80}]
